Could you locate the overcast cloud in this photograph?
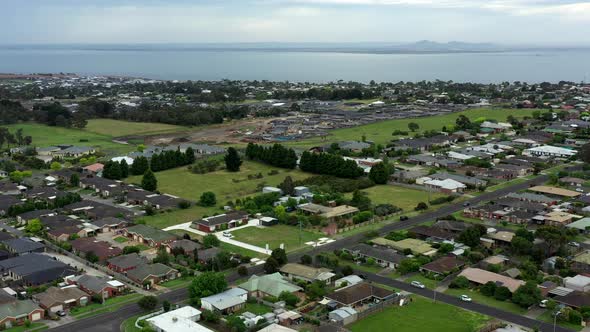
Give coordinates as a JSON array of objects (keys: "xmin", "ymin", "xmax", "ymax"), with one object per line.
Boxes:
[{"xmin": 1, "ymin": 0, "xmax": 589, "ymax": 45}]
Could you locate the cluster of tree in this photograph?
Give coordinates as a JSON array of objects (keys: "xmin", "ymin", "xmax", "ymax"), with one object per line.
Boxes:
[
  {"xmin": 231, "ymin": 192, "xmax": 280, "ymax": 214},
  {"xmin": 224, "ymin": 147, "xmax": 242, "ymax": 172},
  {"xmin": 295, "ymin": 175, "xmax": 373, "ymax": 193},
  {"xmin": 0, "ymin": 127, "xmax": 32, "ymax": 150},
  {"xmin": 8, "ymin": 193, "xmax": 82, "ymax": 216},
  {"xmin": 0, "ymin": 100, "xmax": 31, "ymax": 124},
  {"xmin": 32, "ymin": 102, "xmax": 87, "ymax": 128},
  {"xmin": 188, "ymin": 272, "xmax": 227, "ymax": 305},
  {"xmin": 189, "ymin": 158, "xmax": 221, "ymax": 174},
  {"xmin": 149, "ymin": 147, "xmax": 196, "ymax": 172},
  {"xmin": 368, "ymin": 162, "xmax": 389, "ymax": 184},
  {"xmin": 245, "ymin": 143, "xmax": 297, "ymax": 169},
  {"xmin": 102, "ymin": 160, "xmax": 129, "ymax": 180},
  {"xmin": 130, "ymin": 156, "xmax": 150, "ymax": 176},
  {"xmin": 463, "ymin": 157, "xmax": 492, "ymax": 168},
  {"xmin": 299, "ymin": 151, "xmax": 364, "ymax": 179}
]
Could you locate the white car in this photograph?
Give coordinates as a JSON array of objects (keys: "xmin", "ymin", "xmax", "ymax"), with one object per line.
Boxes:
[
  {"xmin": 411, "ymin": 281, "xmax": 425, "ymax": 289},
  {"xmin": 460, "ymin": 295, "xmax": 472, "ymax": 302},
  {"xmin": 222, "ymin": 231, "xmax": 233, "ymax": 238},
  {"xmin": 539, "ymin": 300, "xmax": 548, "ymax": 308},
  {"xmin": 569, "ymin": 241, "xmax": 581, "ymax": 248}
]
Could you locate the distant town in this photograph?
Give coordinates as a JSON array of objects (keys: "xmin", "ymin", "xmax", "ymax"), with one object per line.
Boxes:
[{"xmin": 0, "ymin": 73, "xmax": 589, "ymax": 332}]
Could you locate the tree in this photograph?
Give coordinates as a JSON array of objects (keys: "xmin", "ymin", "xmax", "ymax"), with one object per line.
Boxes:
[
  {"xmin": 480, "ymin": 281, "xmax": 497, "ymax": 296},
  {"xmin": 264, "ymin": 257, "xmax": 280, "ymax": 274},
  {"xmin": 86, "ymin": 251, "xmax": 99, "ymax": 263},
  {"xmin": 50, "ymin": 161, "xmax": 61, "ymax": 170},
  {"xmin": 224, "ymin": 147, "xmax": 242, "ymax": 172},
  {"xmin": 271, "ymin": 248, "xmax": 288, "ymax": 265},
  {"xmin": 369, "ymin": 162, "xmax": 388, "ymax": 184},
  {"xmin": 341, "ymin": 265, "xmax": 354, "ymax": 276},
  {"xmin": 300, "ymin": 254, "xmax": 312, "ymax": 265},
  {"xmin": 449, "ymin": 276, "xmax": 470, "ymax": 289},
  {"xmin": 414, "ymin": 202, "xmax": 428, "ymax": 211},
  {"xmin": 350, "ymin": 190, "xmax": 371, "ymax": 211},
  {"xmin": 123, "ymin": 246, "xmax": 141, "ymax": 254},
  {"xmin": 103, "ymin": 161, "xmax": 122, "ymax": 180},
  {"xmin": 203, "ymin": 234, "xmax": 220, "ymax": 248},
  {"xmin": 162, "ymin": 300, "xmax": 171, "ymax": 312},
  {"xmin": 226, "ymin": 315, "xmax": 246, "ymax": 332},
  {"xmin": 69, "ymin": 173, "xmax": 80, "ymax": 187},
  {"xmin": 199, "ymin": 192, "xmax": 217, "ymax": 207},
  {"xmin": 279, "ymin": 176, "xmax": 295, "ymax": 196},
  {"xmin": 279, "ymin": 291, "xmax": 299, "ymax": 306},
  {"xmin": 494, "ymin": 286, "xmax": 511, "ymax": 301},
  {"xmin": 458, "ymin": 225, "xmax": 487, "ymax": 247},
  {"xmin": 408, "ymin": 122, "xmax": 420, "ymax": 132},
  {"xmin": 25, "ymin": 218, "xmax": 43, "ymax": 234},
  {"xmin": 141, "ymin": 169, "xmax": 157, "ymax": 191},
  {"xmin": 511, "ymin": 236, "xmax": 532, "ymax": 255},
  {"xmin": 131, "ymin": 156, "xmax": 149, "ymax": 175},
  {"xmin": 138, "ymin": 296, "xmax": 158, "ymax": 311},
  {"xmin": 512, "ymin": 282, "xmax": 542, "ymax": 308},
  {"xmin": 456, "ymin": 115, "xmax": 472, "ymax": 130},
  {"xmin": 305, "ymin": 281, "xmax": 327, "ymax": 300},
  {"xmin": 189, "ymin": 272, "xmax": 227, "ymax": 300},
  {"xmin": 153, "ymin": 247, "xmax": 170, "ymax": 265},
  {"xmin": 120, "ymin": 159, "xmax": 129, "ymax": 178}
]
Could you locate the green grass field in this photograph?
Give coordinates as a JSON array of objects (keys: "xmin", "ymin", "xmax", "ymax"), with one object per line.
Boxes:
[
  {"xmin": 4, "ymin": 123, "xmax": 134, "ymax": 155},
  {"xmin": 287, "ymin": 108, "xmax": 537, "ymax": 148},
  {"xmin": 127, "ymin": 161, "xmax": 311, "ymax": 203},
  {"xmin": 348, "ymin": 185, "xmax": 446, "ymax": 212},
  {"xmin": 70, "ymin": 293, "xmax": 142, "ymax": 318},
  {"xmin": 121, "ymin": 313, "xmax": 144, "ymax": 332},
  {"xmin": 231, "ymin": 224, "xmax": 321, "ymax": 252},
  {"xmin": 84, "ymin": 119, "xmax": 188, "ymax": 137},
  {"xmin": 237, "ymin": 303, "xmax": 273, "ymax": 315},
  {"xmin": 349, "ymin": 296, "xmax": 489, "ymax": 332},
  {"xmin": 140, "ymin": 205, "xmax": 220, "ymax": 229},
  {"xmin": 114, "ymin": 237, "xmax": 128, "ymax": 243},
  {"xmin": 407, "ymin": 274, "xmax": 440, "ymax": 289},
  {"xmin": 445, "ymin": 288, "xmax": 526, "ymax": 314}
]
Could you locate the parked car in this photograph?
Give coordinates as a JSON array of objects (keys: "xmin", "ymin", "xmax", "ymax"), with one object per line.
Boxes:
[
  {"xmin": 222, "ymin": 231, "xmax": 233, "ymax": 238},
  {"xmin": 460, "ymin": 295, "xmax": 472, "ymax": 302},
  {"xmin": 400, "ymin": 216, "xmax": 409, "ymax": 221},
  {"xmin": 411, "ymin": 281, "xmax": 425, "ymax": 289},
  {"xmin": 569, "ymin": 241, "xmax": 580, "ymax": 248},
  {"xmin": 539, "ymin": 300, "xmax": 548, "ymax": 308},
  {"xmin": 56, "ymin": 310, "xmax": 66, "ymax": 317}
]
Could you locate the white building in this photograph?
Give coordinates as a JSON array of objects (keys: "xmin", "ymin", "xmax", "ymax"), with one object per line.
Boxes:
[
  {"xmin": 111, "ymin": 156, "xmax": 134, "ymax": 165},
  {"xmin": 564, "ymin": 275, "xmax": 590, "ymax": 293},
  {"xmin": 523, "ymin": 145, "xmax": 577, "ymax": 158},
  {"xmin": 146, "ymin": 306, "xmax": 212, "ymax": 332},
  {"xmin": 423, "ymin": 178, "xmax": 467, "ymax": 193}
]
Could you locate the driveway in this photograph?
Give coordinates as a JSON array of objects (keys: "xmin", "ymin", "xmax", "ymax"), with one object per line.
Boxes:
[
  {"xmin": 42, "ymin": 252, "xmax": 109, "ymax": 278},
  {"xmin": 0, "ymin": 219, "xmax": 23, "ymax": 236}
]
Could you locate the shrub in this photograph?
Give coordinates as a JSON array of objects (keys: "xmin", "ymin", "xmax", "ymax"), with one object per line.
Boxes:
[{"xmin": 450, "ymin": 276, "xmax": 470, "ymax": 289}]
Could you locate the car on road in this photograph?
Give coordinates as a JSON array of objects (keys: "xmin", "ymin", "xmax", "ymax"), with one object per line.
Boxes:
[
  {"xmin": 56, "ymin": 310, "xmax": 67, "ymax": 317},
  {"xmin": 400, "ymin": 216, "xmax": 409, "ymax": 221},
  {"xmin": 460, "ymin": 295, "xmax": 472, "ymax": 302},
  {"xmin": 463, "ymin": 202, "xmax": 470, "ymax": 207},
  {"xmin": 411, "ymin": 281, "xmax": 425, "ymax": 289},
  {"xmin": 222, "ymin": 231, "xmax": 233, "ymax": 238},
  {"xmin": 569, "ymin": 241, "xmax": 580, "ymax": 247}
]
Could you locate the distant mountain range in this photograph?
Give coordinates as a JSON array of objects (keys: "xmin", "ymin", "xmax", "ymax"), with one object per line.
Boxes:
[{"xmin": 1, "ymin": 41, "xmax": 588, "ymax": 54}]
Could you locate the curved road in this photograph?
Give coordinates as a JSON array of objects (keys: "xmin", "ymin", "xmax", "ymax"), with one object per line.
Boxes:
[{"xmin": 50, "ymin": 173, "xmax": 565, "ymax": 332}]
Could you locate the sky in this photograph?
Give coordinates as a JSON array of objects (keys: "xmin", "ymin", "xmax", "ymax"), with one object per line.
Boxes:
[{"xmin": 2, "ymin": 0, "xmax": 590, "ymax": 45}]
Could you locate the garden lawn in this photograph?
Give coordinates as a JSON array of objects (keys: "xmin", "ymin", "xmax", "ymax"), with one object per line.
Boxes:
[
  {"xmin": 219, "ymin": 242, "xmax": 268, "ymax": 258},
  {"xmin": 114, "ymin": 237, "xmax": 128, "ymax": 243},
  {"xmin": 237, "ymin": 303, "xmax": 273, "ymax": 315},
  {"xmin": 4, "ymin": 123, "xmax": 133, "ymax": 155},
  {"xmin": 445, "ymin": 288, "xmax": 526, "ymax": 314},
  {"xmin": 137, "ymin": 205, "xmax": 220, "ymax": 229},
  {"xmin": 231, "ymin": 224, "xmax": 321, "ymax": 252},
  {"xmin": 5, "ymin": 323, "xmax": 47, "ymax": 332},
  {"xmin": 70, "ymin": 293, "xmax": 142, "ymax": 318},
  {"xmin": 121, "ymin": 313, "xmax": 144, "ymax": 332},
  {"xmin": 406, "ymin": 274, "xmax": 440, "ymax": 289},
  {"xmin": 287, "ymin": 108, "xmax": 537, "ymax": 148},
  {"xmin": 126, "ymin": 161, "xmax": 312, "ymax": 204},
  {"xmin": 327, "ymin": 253, "xmax": 385, "ymax": 274},
  {"xmin": 348, "ymin": 185, "xmax": 446, "ymax": 212},
  {"xmin": 84, "ymin": 119, "xmax": 188, "ymax": 137},
  {"xmin": 538, "ymin": 310, "xmax": 583, "ymax": 331},
  {"xmin": 349, "ymin": 296, "xmax": 489, "ymax": 332},
  {"xmin": 161, "ymin": 276, "xmax": 193, "ymax": 290}
]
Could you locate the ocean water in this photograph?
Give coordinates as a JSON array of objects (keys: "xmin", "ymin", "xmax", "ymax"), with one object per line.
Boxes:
[{"xmin": 0, "ymin": 46, "xmax": 588, "ymax": 83}]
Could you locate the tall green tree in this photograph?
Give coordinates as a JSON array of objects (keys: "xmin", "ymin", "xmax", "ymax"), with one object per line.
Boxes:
[
  {"xmin": 189, "ymin": 272, "xmax": 227, "ymax": 300},
  {"xmin": 131, "ymin": 156, "xmax": 149, "ymax": 175},
  {"xmin": 103, "ymin": 161, "xmax": 122, "ymax": 180},
  {"xmin": 369, "ymin": 162, "xmax": 388, "ymax": 184},
  {"xmin": 141, "ymin": 169, "xmax": 157, "ymax": 191},
  {"xmin": 119, "ymin": 159, "xmax": 129, "ymax": 178},
  {"xmin": 224, "ymin": 147, "xmax": 242, "ymax": 172},
  {"xmin": 408, "ymin": 122, "xmax": 420, "ymax": 132}
]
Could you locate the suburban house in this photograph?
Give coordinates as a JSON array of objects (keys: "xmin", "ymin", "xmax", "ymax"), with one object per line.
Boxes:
[
  {"xmin": 47, "ymin": 225, "xmax": 88, "ymax": 242},
  {"xmin": 92, "ymin": 217, "xmax": 129, "ymax": 233},
  {"xmin": 32, "ymin": 286, "xmax": 89, "ymax": 313},
  {"xmin": 0, "ymin": 300, "xmax": 44, "ymax": 329},
  {"xmin": 298, "ymin": 203, "xmax": 359, "ymax": 223},
  {"xmin": 122, "ymin": 224, "xmax": 177, "ymax": 247},
  {"xmin": 458, "ymin": 268, "xmax": 525, "ymax": 293},
  {"xmin": 16, "ymin": 209, "xmax": 55, "ymax": 225},
  {"xmin": 344, "ymin": 243, "xmax": 405, "ymax": 269},
  {"xmin": 165, "ymin": 239, "xmax": 201, "ymax": 257},
  {"xmin": 334, "ymin": 275, "xmax": 364, "ymax": 288},
  {"xmin": 421, "ymin": 178, "xmax": 466, "ymax": 194},
  {"xmin": 0, "ymin": 253, "xmax": 77, "ymax": 286},
  {"xmin": 554, "ymin": 291, "xmax": 590, "ymax": 310},
  {"xmin": 196, "ymin": 247, "xmax": 222, "ymax": 264},
  {"xmin": 408, "ymin": 225, "xmax": 455, "ymax": 242},
  {"xmin": 324, "ymin": 282, "xmax": 396, "ymax": 309},
  {"xmin": 82, "ymin": 163, "xmax": 104, "ymax": 175},
  {"xmin": 528, "ymin": 186, "xmax": 581, "ymax": 199},
  {"xmin": 127, "ymin": 263, "xmax": 178, "ymax": 286},
  {"xmin": 372, "ymin": 238, "xmax": 436, "ymax": 256},
  {"xmin": 279, "ymin": 263, "xmax": 336, "ymax": 284},
  {"xmin": 419, "ymin": 256, "xmax": 465, "ymax": 276},
  {"xmin": 146, "ymin": 306, "xmax": 213, "ymax": 332},
  {"xmin": 107, "ymin": 253, "xmax": 148, "ymax": 273},
  {"xmin": 201, "ymin": 288, "xmax": 248, "ymax": 314},
  {"xmin": 1, "ymin": 238, "xmax": 45, "ymax": 255},
  {"xmin": 0, "ymin": 196, "xmax": 21, "ymax": 216},
  {"xmin": 70, "ymin": 237, "xmax": 122, "ymax": 262},
  {"xmin": 65, "ymin": 274, "xmax": 125, "ymax": 300},
  {"xmin": 329, "ymin": 307, "xmax": 358, "ymax": 326},
  {"xmin": 191, "ymin": 211, "xmax": 249, "ymax": 233},
  {"xmin": 523, "ymin": 145, "xmax": 577, "ymax": 158},
  {"xmin": 238, "ymin": 273, "xmax": 303, "ymax": 299}
]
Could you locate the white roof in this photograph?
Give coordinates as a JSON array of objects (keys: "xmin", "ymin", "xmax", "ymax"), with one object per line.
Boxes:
[
  {"xmin": 147, "ymin": 306, "xmax": 211, "ymax": 332},
  {"xmin": 107, "ymin": 280, "xmax": 124, "ymax": 287},
  {"xmin": 111, "ymin": 156, "xmax": 134, "ymax": 165},
  {"xmin": 525, "ymin": 145, "xmax": 577, "ymax": 156},
  {"xmin": 335, "ymin": 275, "xmax": 363, "ymax": 286},
  {"xmin": 565, "ymin": 275, "xmax": 590, "ymax": 287},
  {"xmin": 201, "ymin": 288, "xmax": 247, "ymax": 311},
  {"xmin": 424, "ymin": 178, "xmax": 466, "ymax": 190}
]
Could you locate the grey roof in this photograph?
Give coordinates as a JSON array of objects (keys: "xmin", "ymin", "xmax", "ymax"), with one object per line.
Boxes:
[
  {"xmin": 347, "ymin": 243, "xmax": 405, "ymax": 264},
  {"xmin": 93, "ymin": 217, "xmax": 128, "ymax": 228},
  {"xmin": 201, "ymin": 288, "xmax": 247, "ymax": 310},
  {"xmin": 0, "ymin": 253, "xmax": 76, "ymax": 285},
  {"xmin": 431, "ymin": 172, "xmax": 487, "ymax": 187},
  {"xmin": 168, "ymin": 239, "xmax": 200, "ymax": 252},
  {"xmin": 72, "ymin": 274, "xmax": 115, "ymax": 293},
  {"xmin": 0, "ymin": 300, "xmax": 41, "ymax": 319},
  {"xmin": 505, "ymin": 192, "xmax": 555, "ymax": 204},
  {"xmin": 127, "ymin": 263, "xmax": 176, "ymax": 282},
  {"xmin": 107, "ymin": 253, "xmax": 147, "ymax": 269},
  {"xmin": 2, "ymin": 238, "xmax": 45, "ymax": 254}
]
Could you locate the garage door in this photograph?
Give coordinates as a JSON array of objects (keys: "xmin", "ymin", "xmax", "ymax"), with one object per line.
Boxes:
[
  {"xmin": 31, "ymin": 312, "xmax": 42, "ymax": 321},
  {"xmin": 50, "ymin": 305, "xmax": 63, "ymax": 313}
]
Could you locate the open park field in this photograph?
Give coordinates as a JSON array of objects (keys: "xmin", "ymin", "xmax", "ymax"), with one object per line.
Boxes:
[
  {"xmin": 4, "ymin": 123, "xmax": 134, "ymax": 154},
  {"xmin": 230, "ymin": 224, "xmax": 321, "ymax": 252},
  {"xmin": 127, "ymin": 161, "xmax": 311, "ymax": 203},
  {"xmin": 349, "ymin": 296, "xmax": 490, "ymax": 332},
  {"xmin": 287, "ymin": 108, "xmax": 537, "ymax": 148},
  {"xmin": 355, "ymin": 185, "xmax": 446, "ymax": 211},
  {"xmin": 84, "ymin": 119, "xmax": 188, "ymax": 137}
]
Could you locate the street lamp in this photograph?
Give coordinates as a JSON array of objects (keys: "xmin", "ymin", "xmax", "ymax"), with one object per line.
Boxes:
[{"xmin": 553, "ymin": 310, "xmax": 561, "ymax": 332}]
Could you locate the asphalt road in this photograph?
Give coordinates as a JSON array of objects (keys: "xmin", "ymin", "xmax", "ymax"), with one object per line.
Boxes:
[{"xmin": 48, "ymin": 173, "xmax": 557, "ymax": 332}]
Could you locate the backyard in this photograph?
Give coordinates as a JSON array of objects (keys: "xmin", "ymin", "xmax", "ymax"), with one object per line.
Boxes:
[
  {"xmin": 230, "ymin": 224, "xmax": 322, "ymax": 252},
  {"xmin": 349, "ymin": 296, "xmax": 490, "ymax": 332},
  {"xmin": 287, "ymin": 108, "xmax": 537, "ymax": 148},
  {"xmin": 354, "ymin": 185, "xmax": 446, "ymax": 212}
]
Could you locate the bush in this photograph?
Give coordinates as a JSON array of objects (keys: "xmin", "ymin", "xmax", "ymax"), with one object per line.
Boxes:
[
  {"xmin": 494, "ymin": 286, "xmax": 511, "ymax": 301},
  {"xmin": 279, "ymin": 291, "xmax": 299, "ymax": 307},
  {"xmin": 138, "ymin": 296, "xmax": 158, "ymax": 311},
  {"xmin": 480, "ymin": 281, "xmax": 497, "ymax": 297},
  {"xmin": 450, "ymin": 276, "xmax": 470, "ymax": 289},
  {"xmin": 414, "ymin": 202, "xmax": 428, "ymax": 211}
]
